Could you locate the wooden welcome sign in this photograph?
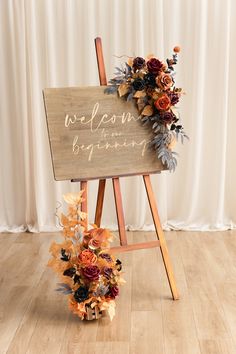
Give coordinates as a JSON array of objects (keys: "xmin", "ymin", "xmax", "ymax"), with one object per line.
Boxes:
[{"xmin": 43, "ymin": 86, "xmax": 164, "ymax": 181}]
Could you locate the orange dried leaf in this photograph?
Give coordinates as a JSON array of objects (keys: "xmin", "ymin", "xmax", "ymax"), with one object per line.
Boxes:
[
  {"xmin": 49, "ymin": 242, "xmax": 61, "ymax": 257},
  {"xmin": 60, "ymin": 275, "xmax": 74, "ymax": 288},
  {"xmin": 61, "ymin": 213, "xmax": 69, "ymax": 226},
  {"xmin": 90, "ymin": 223, "xmax": 98, "ymax": 229},
  {"xmin": 48, "ymin": 257, "xmax": 68, "ymax": 274},
  {"xmin": 142, "ymin": 105, "xmax": 153, "ymax": 116},
  {"xmin": 127, "ymin": 57, "xmax": 134, "ymax": 67},
  {"xmin": 70, "ymin": 220, "xmax": 79, "ymax": 226}
]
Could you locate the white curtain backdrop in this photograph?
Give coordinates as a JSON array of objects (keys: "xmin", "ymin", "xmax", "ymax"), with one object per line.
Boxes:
[{"xmin": 1, "ymin": 0, "xmax": 236, "ymax": 232}]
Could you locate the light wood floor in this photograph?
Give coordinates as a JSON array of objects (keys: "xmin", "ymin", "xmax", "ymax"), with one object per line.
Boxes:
[{"xmin": 1, "ymin": 230, "xmax": 236, "ymax": 354}]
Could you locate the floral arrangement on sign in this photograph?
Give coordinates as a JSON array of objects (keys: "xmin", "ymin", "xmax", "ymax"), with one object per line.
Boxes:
[
  {"xmin": 48, "ymin": 192, "xmax": 125, "ymax": 321},
  {"xmin": 105, "ymin": 46, "xmax": 188, "ymax": 171}
]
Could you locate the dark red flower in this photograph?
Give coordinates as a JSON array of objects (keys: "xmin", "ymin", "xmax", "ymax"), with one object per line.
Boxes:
[
  {"xmin": 133, "ymin": 57, "xmax": 145, "ymax": 71},
  {"xmin": 168, "ymin": 92, "xmax": 179, "ymax": 105},
  {"xmin": 160, "ymin": 111, "xmax": 175, "ymax": 124},
  {"xmin": 147, "ymin": 58, "xmax": 163, "ymax": 76},
  {"xmin": 109, "ymin": 286, "xmax": 119, "ymax": 298},
  {"xmin": 82, "ymin": 265, "xmax": 100, "ymax": 281}
]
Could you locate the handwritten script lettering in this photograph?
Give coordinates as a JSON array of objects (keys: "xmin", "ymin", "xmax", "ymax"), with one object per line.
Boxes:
[
  {"xmin": 72, "ymin": 136, "xmax": 149, "ymax": 161},
  {"xmin": 65, "ymin": 102, "xmax": 141, "ymax": 132},
  {"xmin": 64, "ymin": 101, "xmax": 149, "ymax": 161}
]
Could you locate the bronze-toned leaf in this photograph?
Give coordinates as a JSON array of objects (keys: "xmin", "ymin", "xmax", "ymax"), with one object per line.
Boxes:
[
  {"xmin": 152, "ymin": 92, "xmax": 159, "ymax": 100},
  {"xmin": 137, "ymin": 98, "xmax": 146, "ymax": 112},
  {"xmin": 127, "ymin": 57, "xmax": 134, "ymax": 67},
  {"xmin": 142, "ymin": 105, "xmax": 153, "ymax": 116},
  {"xmin": 118, "ymin": 84, "xmax": 129, "ymax": 97},
  {"xmin": 133, "ymin": 90, "xmax": 146, "ymax": 98},
  {"xmin": 168, "ymin": 135, "xmax": 177, "ymax": 150}
]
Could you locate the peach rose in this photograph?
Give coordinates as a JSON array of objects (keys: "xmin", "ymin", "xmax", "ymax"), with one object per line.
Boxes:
[
  {"xmin": 154, "ymin": 94, "xmax": 171, "ymax": 111},
  {"xmin": 88, "ymin": 228, "xmax": 106, "ymax": 239},
  {"xmin": 78, "ymin": 249, "xmax": 97, "ymax": 265},
  {"xmin": 156, "ymin": 73, "xmax": 173, "ymax": 91},
  {"xmin": 88, "ymin": 238, "xmax": 102, "ymax": 250},
  {"xmin": 82, "ymin": 235, "xmax": 93, "ymax": 247}
]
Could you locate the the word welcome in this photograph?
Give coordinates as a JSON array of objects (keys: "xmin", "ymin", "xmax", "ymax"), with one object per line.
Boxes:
[{"xmin": 64, "ymin": 102, "xmax": 141, "ymax": 132}]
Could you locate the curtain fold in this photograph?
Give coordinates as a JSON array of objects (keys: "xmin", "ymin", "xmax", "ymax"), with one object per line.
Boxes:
[{"xmin": 1, "ymin": 0, "xmax": 236, "ymax": 232}]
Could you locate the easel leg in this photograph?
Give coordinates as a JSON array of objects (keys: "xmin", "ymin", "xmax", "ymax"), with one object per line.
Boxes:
[
  {"xmin": 143, "ymin": 175, "xmax": 179, "ymax": 300},
  {"xmin": 95, "ymin": 179, "xmax": 106, "ymax": 227},
  {"xmin": 94, "ymin": 37, "xmax": 107, "ymax": 228},
  {"xmin": 80, "ymin": 180, "xmax": 88, "ymax": 228},
  {"xmin": 112, "ymin": 178, "xmax": 127, "ymax": 246}
]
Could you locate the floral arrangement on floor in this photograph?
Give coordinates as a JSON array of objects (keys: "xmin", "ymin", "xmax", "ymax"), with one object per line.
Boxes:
[
  {"xmin": 48, "ymin": 191, "xmax": 125, "ymax": 321},
  {"xmin": 105, "ymin": 46, "xmax": 188, "ymax": 171}
]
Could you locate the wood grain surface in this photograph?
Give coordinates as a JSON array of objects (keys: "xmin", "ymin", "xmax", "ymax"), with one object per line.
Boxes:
[
  {"xmin": 1, "ymin": 231, "xmax": 236, "ymax": 354},
  {"xmin": 43, "ymin": 86, "xmax": 164, "ymax": 181}
]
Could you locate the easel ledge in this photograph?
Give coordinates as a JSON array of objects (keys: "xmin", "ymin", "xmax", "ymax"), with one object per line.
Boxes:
[{"xmin": 74, "ymin": 37, "xmax": 179, "ymax": 301}]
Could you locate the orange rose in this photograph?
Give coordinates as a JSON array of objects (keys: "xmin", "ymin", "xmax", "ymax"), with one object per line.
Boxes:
[
  {"xmin": 154, "ymin": 94, "xmax": 171, "ymax": 111},
  {"xmin": 156, "ymin": 73, "xmax": 173, "ymax": 90},
  {"xmin": 78, "ymin": 249, "xmax": 97, "ymax": 265}
]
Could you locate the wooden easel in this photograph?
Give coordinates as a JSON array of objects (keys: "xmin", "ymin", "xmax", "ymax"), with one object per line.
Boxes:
[{"xmin": 79, "ymin": 37, "xmax": 179, "ymax": 301}]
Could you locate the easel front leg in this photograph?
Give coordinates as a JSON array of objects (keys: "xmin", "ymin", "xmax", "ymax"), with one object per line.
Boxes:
[
  {"xmin": 95, "ymin": 179, "xmax": 106, "ymax": 227},
  {"xmin": 143, "ymin": 175, "xmax": 179, "ymax": 300},
  {"xmin": 112, "ymin": 178, "xmax": 127, "ymax": 246}
]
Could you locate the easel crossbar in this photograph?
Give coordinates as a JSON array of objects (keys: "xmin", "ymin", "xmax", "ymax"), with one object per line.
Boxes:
[{"xmin": 110, "ymin": 240, "xmax": 160, "ymax": 253}]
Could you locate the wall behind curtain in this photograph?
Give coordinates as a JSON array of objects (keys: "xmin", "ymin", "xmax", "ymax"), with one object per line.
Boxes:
[{"xmin": 1, "ymin": 0, "xmax": 236, "ymax": 232}]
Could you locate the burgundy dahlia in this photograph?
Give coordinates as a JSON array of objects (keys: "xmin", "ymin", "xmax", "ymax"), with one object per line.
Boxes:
[
  {"xmin": 109, "ymin": 286, "xmax": 119, "ymax": 298},
  {"xmin": 147, "ymin": 58, "xmax": 163, "ymax": 76},
  {"xmin": 160, "ymin": 111, "xmax": 175, "ymax": 124},
  {"xmin": 168, "ymin": 92, "xmax": 179, "ymax": 105},
  {"xmin": 133, "ymin": 57, "xmax": 145, "ymax": 71},
  {"xmin": 82, "ymin": 265, "xmax": 100, "ymax": 281}
]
